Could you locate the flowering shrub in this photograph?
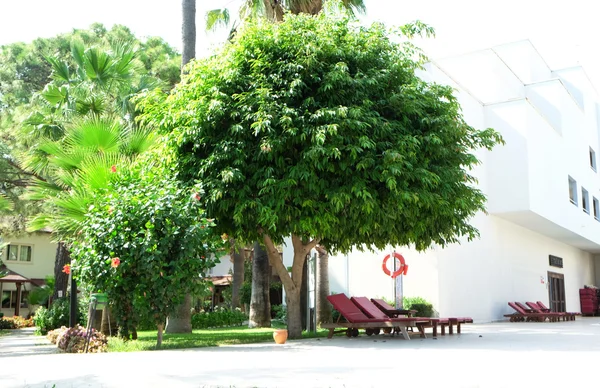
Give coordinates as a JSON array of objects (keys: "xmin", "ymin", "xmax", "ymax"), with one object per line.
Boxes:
[
  {"xmin": 54, "ymin": 325, "xmax": 108, "ymax": 353},
  {"xmin": 47, "ymin": 326, "xmax": 68, "ymax": 344},
  {"xmin": 72, "ymin": 172, "xmax": 226, "ymax": 342},
  {"xmin": 0, "ymin": 316, "xmax": 34, "ymax": 329},
  {"xmin": 191, "ymin": 307, "xmax": 247, "ymax": 329}
]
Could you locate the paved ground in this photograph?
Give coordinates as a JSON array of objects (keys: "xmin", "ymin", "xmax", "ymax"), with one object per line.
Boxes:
[{"xmin": 2, "ymin": 318, "xmax": 600, "ymax": 387}]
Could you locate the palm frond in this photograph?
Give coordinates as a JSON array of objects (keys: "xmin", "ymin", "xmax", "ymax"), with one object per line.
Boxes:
[
  {"xmin": 0, "ymin": 195, "xmax": 13, "ymax": 213},
  {"xmin": 64, "ymin": 117, "xmax": 122, "ymax": 154},
  {"xmin": 239, "ymin": 0, "xmax": 265, "ymax": 19},
  {"xmin": 206, "ymin": 9, "xmax": 231, "ymax": 32},
  {"xmin": 44, "ymin": 55, "xmax": 71, "ymax": 84},
  {"xmin": 342, "ymin": 0, "xmax": 366, "ymax": 16}
]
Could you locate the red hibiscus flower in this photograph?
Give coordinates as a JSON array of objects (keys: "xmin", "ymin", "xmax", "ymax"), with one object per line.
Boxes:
[
  {"xmin": 111, "ymin": 165, "xmax": 117, "ymax": 173},
  {"xmin": 62, "ymin": 264, "xmax": 71, "ymax": 275},
  {"xmin": 111, "ymin": 257, "xmax": 121, "ymax": 268}
]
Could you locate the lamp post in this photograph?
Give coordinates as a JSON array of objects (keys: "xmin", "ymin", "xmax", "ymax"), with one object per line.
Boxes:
[{"xmin": 69, "ymin": 270, "xmax": 77, "ymax": 327}]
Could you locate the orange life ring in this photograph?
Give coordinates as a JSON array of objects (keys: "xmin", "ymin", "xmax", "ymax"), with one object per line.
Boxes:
[{"xmin": 382, "ymin": 252, "xmax": 408, "ymax": 278}]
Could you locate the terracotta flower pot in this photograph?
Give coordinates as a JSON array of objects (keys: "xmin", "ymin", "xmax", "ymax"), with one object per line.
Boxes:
[{"xmin": 273, "ymin": 329, "xmax": 288, "ymax": 344}]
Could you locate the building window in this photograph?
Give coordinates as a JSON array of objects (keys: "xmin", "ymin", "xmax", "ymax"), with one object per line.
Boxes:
[
  {"xmin": 5, "ymin": 244, "xmax": 32, "ymax": 262},
  {"xmin": 582, "ymin": 188, "xmax": 590, "ymax": 214},
  {"xmin": 0, "ymin": 291, "xmax": 29, "ymax": 309},
  {"xmin": 569, "ymin": 176, "xmax": 578, "ymax": 205},
  {"xmin": 591, "ymin": 148, "xmax": 597, "ymax": 171},
  {"xmin": 594, "ymin": 197, "xmax": 600, "ymax": 221}
]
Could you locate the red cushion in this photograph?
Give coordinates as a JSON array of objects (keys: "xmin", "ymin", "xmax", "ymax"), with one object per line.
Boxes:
[
  {"xmin": 351, "ymin": 297, "xmax": 389, "ymax": 319},
  {"xmin": 371, "ymin": 298, "xmax": 395, "ymax": 311},
  {"xmin": 327, "ymin": 294, "xmax": 371, "ymax": 323}
]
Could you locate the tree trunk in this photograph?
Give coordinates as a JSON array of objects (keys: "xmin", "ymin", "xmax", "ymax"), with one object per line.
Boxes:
[
  {"xmin": 181, "ymin": 0, "xmax": 196, "ymax": 67},
  {"xmin": 165, "ymin": 293, "xmax": 192, "ymax": 333},
  {"xmin": 156, "ymin": 323, "xmax": 164, "ymax": 348},
  {"xmin": 248, "ymin": 241, "xmax": 271, "ymax": 328},
  {"xmin": 286, "ymin": 288, "xmax": 302, "ymax": 337},
  {"xmin": 52, "ymin": 242, "xmax": 70, "ymax": 300},
  {"xmin": 263, "ymin": 0, "xmax": 284, "ymax": 22},
  {"xmin": 231, "ymin": 239, "xmax": 244, "ymax": 309},
  {"xmin": 315, "ymin": 246, "xmax": 332, "ymax": 325},
  {"xmin": 290, "ymin": 0, "xmax": 323, "ymax": 15},
  {"xmin": 100, "ymin": 306, "xmax": 117, "ymax": 336},
  {"xmin": 263, "ymin": 233, "xmax": 320, "ymax": 339},
  {"xmin": 300, "ymin": 258, "xmax": 308, "ymax": 330},
  {"xmin": 166, "ymin": 0, "xmax": 196, "ymax": 331}
]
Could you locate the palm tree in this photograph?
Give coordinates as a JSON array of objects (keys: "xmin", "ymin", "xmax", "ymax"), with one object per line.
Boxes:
[
  {"xmin": 22, "ymin": 40, "xmax": 162, "ymax": 334},
  {"xmin": 206, "ymin": 0, "xmax": 366, "ymax": 30},
  {"xmin": 182, "ymin": 0, "xmax": 196, "ymax": 67},
  {"xmin": 164, "ymin": 0, "xmax": 198, "ymax": 335}
]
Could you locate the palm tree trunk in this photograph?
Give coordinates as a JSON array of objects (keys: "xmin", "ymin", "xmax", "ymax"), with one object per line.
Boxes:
[
  {"xmin": 264, "ymin": 0, "xmax": 284, "ymax": 22},
  {"xmin": 165, "ymin": 0, "xmax": 196, "ymax": 333},
  {"xmin": 52, "ymin": 242, "xmax": 70, "ymax": 300},
  {"xmin": 181, "ymin": 0, "xmax": 196, "ymax": 66},
  {"xmin": 290, "ymin": 0, "xmax": 323, "ymax": 15},
  {"xmin": 315, "ymin": 245, "xmax": 331, "ymax": 325},
  {"xmin": 231, "ymin": 239, "xmax": 244, "ymax": 308},
  {"xmin": 248, "ymin": 241, "xmax": 271, "ymax": 327}
]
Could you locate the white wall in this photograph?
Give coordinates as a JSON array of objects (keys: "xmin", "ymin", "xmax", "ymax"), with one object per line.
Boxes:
[{"xmin": 1, "ymin": 232, "xmax": 56, "ymax": 317}]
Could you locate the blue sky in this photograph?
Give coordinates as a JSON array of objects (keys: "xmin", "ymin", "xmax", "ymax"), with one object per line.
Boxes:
[{"xmin": 0, "ymin": 0, "xmax": 598, "ymax": 90}]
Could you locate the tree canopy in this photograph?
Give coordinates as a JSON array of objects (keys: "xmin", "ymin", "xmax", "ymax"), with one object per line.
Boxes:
[
  {"xmin": 138, "ymin": 12, "xmax": 503, "ymax": 254},
  {"xmin": 0, "ymin": 24, "xmax": 181, "ymax": 228}
]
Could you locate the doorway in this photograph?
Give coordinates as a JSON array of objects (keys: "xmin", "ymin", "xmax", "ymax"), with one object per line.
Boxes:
[{"xmin": 547, "ymin": 271, "xmax": 566, "ymax": 312}]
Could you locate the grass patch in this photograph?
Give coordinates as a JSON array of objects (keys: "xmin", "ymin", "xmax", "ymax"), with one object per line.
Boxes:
[{"xmin": 108, "ymin": 324, "xmax": 329, "ymax": 352}]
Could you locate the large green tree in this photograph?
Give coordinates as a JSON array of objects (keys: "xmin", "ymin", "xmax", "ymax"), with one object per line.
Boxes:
[
  {"xmin": 137, "ymin": 11, "xmax": 503, "ymax": 338},
  {"xmin": 206, "ymin": 0, "xmax": 367, "ymax": 331}
]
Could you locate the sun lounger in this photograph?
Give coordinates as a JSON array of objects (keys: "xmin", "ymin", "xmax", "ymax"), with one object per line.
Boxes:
[
  {"xmin": 515, "ymin": 302, "xmax": 535, "ymax": 313},
  {"xmin": 536, "ymin": 301, "xmax": 579, "ymax": 320},
  {"xmin": 371, "ymin": 298, "xmax": 472, "ymax": 335},
  {"xmin": 351, "ymin": 297, "xmax": 435, "ymax": 338},
  {"xmin": 324, "ymin": 294, "xmax": 418, "ymax": 340},
  {"xmin": 504, "ymin": 302, "xmax": 558, "ymax": 322},
  {"xmin": 365, "ymin": 297, "xmax": 451, "ymax": 337},
  {"xmin": 526, "ymin": 302, "xmax": 576, "ymax": 321}
]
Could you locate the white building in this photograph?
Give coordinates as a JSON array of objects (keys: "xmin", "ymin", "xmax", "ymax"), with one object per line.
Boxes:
[
  {"xmin": 1, "ymin": 231, "xmax": 56, "ymax": 317},
  {"xmin": 281, "ymin": 40, "xmax": 600, "ymax": 323}
]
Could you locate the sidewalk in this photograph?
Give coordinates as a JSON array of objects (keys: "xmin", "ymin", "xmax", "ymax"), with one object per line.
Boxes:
[
  {"xmin": 0, "ymin": 327, "xmax": 58, "ymax": 357},
  {"xmin": 2, "ymin": 318, "xmax": 600, "ymax": 387}
]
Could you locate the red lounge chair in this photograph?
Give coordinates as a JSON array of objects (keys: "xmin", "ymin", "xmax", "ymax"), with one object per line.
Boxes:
[
  {"xmin": 504, "ymin": 302, "xmax": 558, "ymax": 322},
  {"xmin": 324, "ymin": 294, "xmax": 417, "ymax": 340},
  {"xmin": 526, "ymin": 302, "xmax": 576, "ymax": 321},
  {"xmin": 351, "ymin": 297, "xmax": 435, "ymax": 338},
  {"xmin": 368, "ymin": 297, "xmax": 449, "ymax": 337},
  {"xmin": 370, "ymin": 298, "xmax": 417, "ymax": 317},
  {"xmin": 536, "ymin": 301, "xmax": 580, "ymax": 320},
  {"xmin": 371, "ymin": 298, "xmax": 472, "ymax": 335},
  {"xmin": 515, "ymin": 302, "xmax": 535, "ymax": 313}
]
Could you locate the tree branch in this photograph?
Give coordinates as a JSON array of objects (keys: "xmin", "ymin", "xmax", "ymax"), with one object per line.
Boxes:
[
  {"xmin": 262, "ymin": 233, "xmax": 295, "ymax": 293},
  {"xmin": 5, "ymin": 158, "xmax": 47, "ymax": 183}
]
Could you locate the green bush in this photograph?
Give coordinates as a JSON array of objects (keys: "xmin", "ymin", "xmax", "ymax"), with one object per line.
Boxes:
[
  {"xmin": 191, "ymin": 307, "xmax": 247, "ymax": 329},
  {"xmin": 0, "ymin": 318, "xmax": 16, "ymax": 330},
  {"xmin": 403, "ymin": 296, "xmax": 434, "ymax": 317},
  {"xmin": 34, "ymin": 298, "xmax": 86, "ymax": 335},
  {"xmin": 271, "ymin": 304, "xmax": 286, "ymax": 320}
]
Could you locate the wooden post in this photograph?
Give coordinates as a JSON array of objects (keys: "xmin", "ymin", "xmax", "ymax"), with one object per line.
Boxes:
[{"xmin": 15, "ymin": 282, "xmax": 22, "ymax": 317}]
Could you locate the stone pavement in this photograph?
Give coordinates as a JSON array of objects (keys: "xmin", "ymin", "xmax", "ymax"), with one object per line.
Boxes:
[
  {"xmin": 2, "ymin": 318, "xmax": 600, "ymax": 387},
  {"xmin": 0, "ymin": 327, "xmax": 57, "ymax": 358}
]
